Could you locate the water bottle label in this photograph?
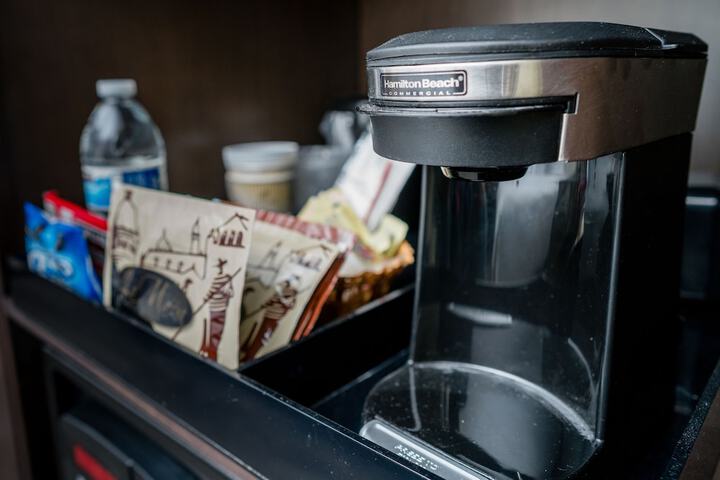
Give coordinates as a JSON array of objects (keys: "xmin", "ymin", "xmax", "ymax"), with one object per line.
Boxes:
[
  {"xmin": 83, "ymin": 162, "xmax": 164, "ymax": 212},
  {"xmin": 121, "ymin": 166, "xmax": 162, "ymax": 189},
  {"xmin": 83, "ymin": 175, "xmax": 113, "ymax": 212}
]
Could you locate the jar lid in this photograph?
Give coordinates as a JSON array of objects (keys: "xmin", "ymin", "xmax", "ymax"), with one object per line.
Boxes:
[{"xmin": 223, "ymin": 142, "xmax": 299, "ymax": 173}]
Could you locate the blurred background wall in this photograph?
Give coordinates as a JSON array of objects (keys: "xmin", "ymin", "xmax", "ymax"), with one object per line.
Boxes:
[
  {"xmin": 0, "ymin": 0, "xmax": 360, "ymax": 255},
  {"xmin": 2, "ymin": 0, "xmax": 718, "ymax": 258}
]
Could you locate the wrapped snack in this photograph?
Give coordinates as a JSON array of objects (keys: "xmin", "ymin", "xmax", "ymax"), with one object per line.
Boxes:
[
  {"xmin": 297, "ymin": 130, "xmax": 417, "ymax": 318},
  {"xmin": 104, "ymin": 185, "xmax": 255, "ymax": 370},
  {"xmin": 238, "ymin": 210, "xmax": 352, "ymax": 361},
  {"xmin": 335, "ymin": 132, "xmax": 415, "ymax": 230},
  {"xmin": 298, "ymin": 188, "xmax": 407, "ymax": 260},
  {"xmin": 298, "ymin": 188, "xmax": 413, "ymax": 320},
  {"xmin": 42, "ymin": 191, "xmax": 107, "ymax": 278},
  {"xmin": 25, "ymin": 203, "xmax": 103, "ymax": 302}
]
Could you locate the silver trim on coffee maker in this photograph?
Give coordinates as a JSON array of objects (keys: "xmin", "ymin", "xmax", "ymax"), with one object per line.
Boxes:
[
  {"xmin": 360, "ymin": 420, "xmax": 502, "ymax": 480},
  {"xmin": 368, "ymin": 57, "xmax": 706, "ymax": 162}
]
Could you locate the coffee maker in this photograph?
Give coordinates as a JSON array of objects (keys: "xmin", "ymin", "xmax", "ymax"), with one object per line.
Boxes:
[{"xmin": 359, "ymin": 23, "xmax": 707, "ymax": 479}]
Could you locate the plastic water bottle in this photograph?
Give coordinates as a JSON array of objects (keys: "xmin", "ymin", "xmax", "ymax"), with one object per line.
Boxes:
[{"xmin": 80, "ymin": 79, "xmax": 167, "ymax": 215}]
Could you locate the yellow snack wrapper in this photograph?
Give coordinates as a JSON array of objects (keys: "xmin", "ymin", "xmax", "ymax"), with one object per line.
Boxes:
[{"xmin": 299, "ymin": 189, "xmax": 407, "ymax": 259}]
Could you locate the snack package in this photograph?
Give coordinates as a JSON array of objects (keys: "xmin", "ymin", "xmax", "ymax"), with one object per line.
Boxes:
[
  {"xmin": 104, "ymin": 185, "xmax": 255, "ymax": 370},
  {"xmin": 43, "ymin": 191, "xmax": 107, "ymax": 278},
  {"xmin": 238, "ymin": 210, "xmax": 352, "ymax": 361},
  {"xmin": 335, "ymin": 132, "xmax": 415, "ymax": 230},
  {"xmin": 298, "ymin": 188, "xmax": 408, "ymax": 259},
  {"xmin": 24, "ymin": 203, "xmax": 103, "ymax": 302},
  {"xmin": 297, "ymin": 188, "xmax": 414, "ymax": 321}
]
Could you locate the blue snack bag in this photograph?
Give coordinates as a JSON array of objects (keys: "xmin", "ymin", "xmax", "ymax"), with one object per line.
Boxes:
[{"xmin": 24, "ymin": 203, "xmax": 102, "ymax": 302}]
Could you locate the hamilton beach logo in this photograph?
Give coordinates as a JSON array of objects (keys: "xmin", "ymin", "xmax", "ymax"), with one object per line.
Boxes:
[{"xmin": 380, "ymin": 71, "xmax": 466, "ymax": 97}]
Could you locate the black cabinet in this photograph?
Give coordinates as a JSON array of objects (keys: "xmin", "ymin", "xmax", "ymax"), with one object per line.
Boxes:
[
  {"xmin": 1, "ymin": 268, "xmax": 720, "ymax": 479},
  {"xmin": 5, "ymin": 270, "xmax": 435, "ymax": 479}
]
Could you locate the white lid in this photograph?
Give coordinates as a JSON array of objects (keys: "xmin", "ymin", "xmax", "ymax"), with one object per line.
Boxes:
[
  {"xmin": 96, "ymin": 79, "xmax": 137, "ymax": 99},
  {"xmin": 226, "ymin": 169, "xmax": 294, "ymax": 184},
  {"xmin": 223, "ymin": 142, "xmax": 298, "ymax": 173}
]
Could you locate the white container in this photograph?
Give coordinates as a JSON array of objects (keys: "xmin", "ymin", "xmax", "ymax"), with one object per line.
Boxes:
[
  {"xmin": 223, "ymin": 142, "xmax": 298, "ymax": 212},
  {"xmin": 294, "ymin": 145, "xmax": 348, "ymax": 210}
]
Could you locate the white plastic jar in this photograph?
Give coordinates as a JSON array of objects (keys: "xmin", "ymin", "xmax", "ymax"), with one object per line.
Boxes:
[{"xmin": 223, "ymin": 142, "xmax": 298, "ymax": 212}]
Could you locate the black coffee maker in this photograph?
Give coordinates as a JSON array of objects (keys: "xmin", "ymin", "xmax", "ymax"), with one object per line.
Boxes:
[{"xmin": 359, "ymin": 23, "xmax": 707, "ymax": 479}]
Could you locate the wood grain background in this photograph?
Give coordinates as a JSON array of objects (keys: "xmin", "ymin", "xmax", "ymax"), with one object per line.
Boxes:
[
  {"xmin": 0, "ymin": 0, "xmax": 360, "ymax": 255},
  {"xmin": 2, "ymin": 0, "xmax": 719, "ymax": 256}
]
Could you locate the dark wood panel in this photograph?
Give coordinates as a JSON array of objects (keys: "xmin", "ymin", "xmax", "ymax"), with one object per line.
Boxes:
[
  {"xmin": 0, "ymin": 267, "xmax": 30, "ymax": 480},
  {"xmin": 0, "ymin": 316, "xmax": 30, "ymax": 480},
  {"xmin": 0, "ymin": 324, "xmax": 23, "ymax": 480},
  {"xmin": 0, "ymin": 0, "xmax": 360, "ymax": 255}
]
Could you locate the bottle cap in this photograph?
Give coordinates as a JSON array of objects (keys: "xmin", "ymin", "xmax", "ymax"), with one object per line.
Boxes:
[{"xmin": 96, "ymin": 79, "xmax": 137, "ymax": 99}]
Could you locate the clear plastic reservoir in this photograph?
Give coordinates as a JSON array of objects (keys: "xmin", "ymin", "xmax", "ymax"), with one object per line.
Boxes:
[{"xmin": 363, "ymin": 154, "xmax": 624, "ymax": 480}]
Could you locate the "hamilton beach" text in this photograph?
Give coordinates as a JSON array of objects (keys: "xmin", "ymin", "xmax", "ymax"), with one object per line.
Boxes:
[{"xmin": 383, "ymin": 76, "xmax": 462, "ymax": 90}]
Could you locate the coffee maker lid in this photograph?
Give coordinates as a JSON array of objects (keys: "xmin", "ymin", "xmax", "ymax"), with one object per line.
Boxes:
[
  {"xmin": 363, "ymin": 22, "xmax": 707, "ymax": 166},
  {"xmin": 368, "ymin": 22, "xmax": 707, "ymax": 64}
]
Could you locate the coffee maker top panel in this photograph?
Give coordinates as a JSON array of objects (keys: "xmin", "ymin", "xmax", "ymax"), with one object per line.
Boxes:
[
  {"xmin": 363, "ymin": 23, "xmax": 707, "ymax": 164},
  {"xmin": 367, "ymin": 22, "xmax": 707, "ymax": 66}
]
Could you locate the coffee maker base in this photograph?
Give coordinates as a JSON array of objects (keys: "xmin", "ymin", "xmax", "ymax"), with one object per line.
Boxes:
[{"xmin": 361, "ymin": 362, "xmax": 600, "ymax": 480}]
